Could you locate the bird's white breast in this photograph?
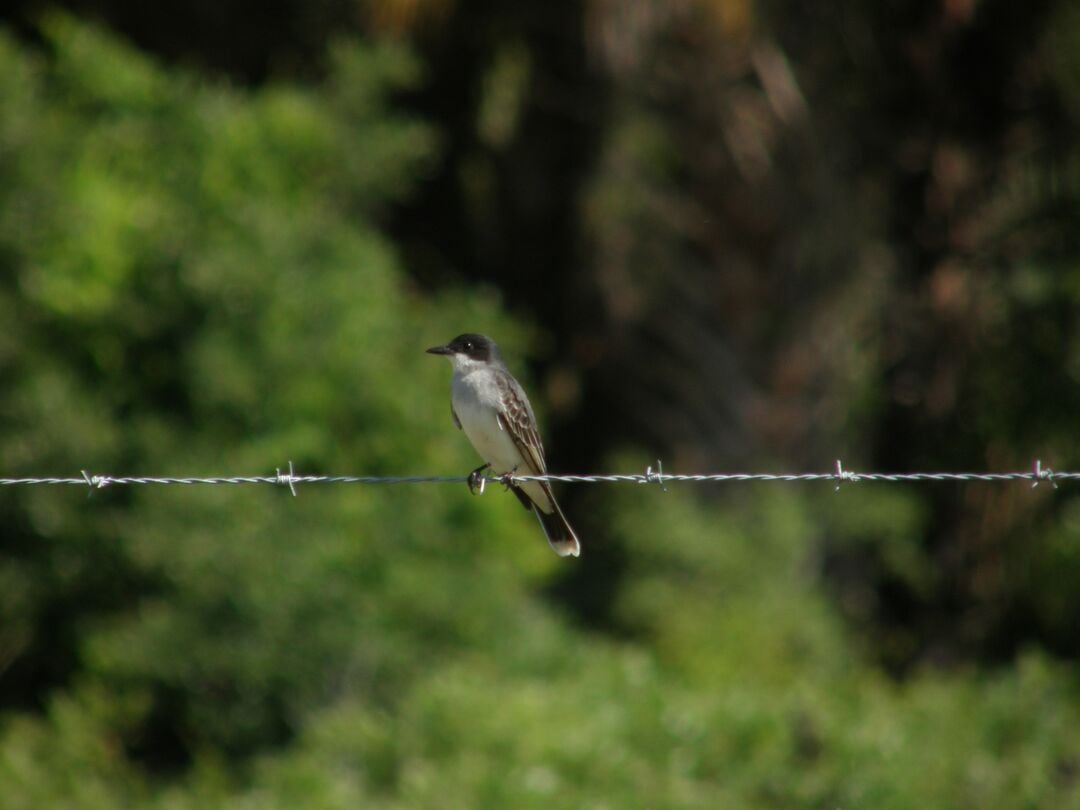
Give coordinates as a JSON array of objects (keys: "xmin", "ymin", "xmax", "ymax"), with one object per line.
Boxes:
[{"xmin": 451, "ymin": 367, "xmax": 525, "ymax": 475}]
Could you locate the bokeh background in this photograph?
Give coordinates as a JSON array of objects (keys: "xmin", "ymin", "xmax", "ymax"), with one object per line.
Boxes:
[{"xmin": 2, "ymin": 0, "xmax": 1080, "ymax": 806}]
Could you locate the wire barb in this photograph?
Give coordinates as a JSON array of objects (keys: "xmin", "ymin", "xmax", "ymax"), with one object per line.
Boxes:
[
  {"xmin": 81, "ymin": 470, "xmax": 110, "ymax": 494},
  {"xmin": 834, "ymin": 459, "xmax": 856, "ymax": 491},
  {"xmin": 276, "ymin": 461, "xmax": 299, "ymax": 496},
  {"xmin": 642, "ymin": 459, "xmax": 668, "ymax": 492},
  {"xmin": 1032, "ymin": 458, "xmax": 1058, "ymax": 490}
]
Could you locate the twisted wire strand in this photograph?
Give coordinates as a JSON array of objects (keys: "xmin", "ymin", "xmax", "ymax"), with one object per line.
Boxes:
[{"xmin": 0, "ymin": 459, "xmax": 1071, "ymax": 491}]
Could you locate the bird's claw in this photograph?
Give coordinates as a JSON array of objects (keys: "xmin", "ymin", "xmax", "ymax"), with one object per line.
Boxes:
[
  {"xmin": 467, "ymin": 464, "xmax": 490, "ymax": 495},
  {"xmin": 499, "ymin": 466, "xmax": 519, "ymax": 490}
]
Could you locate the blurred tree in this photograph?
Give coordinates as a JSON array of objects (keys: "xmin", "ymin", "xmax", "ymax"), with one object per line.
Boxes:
[
  {"xmin": 3, "ymin": 0, "xmax": 1080, "ymax": 667},
  {"xmin": 376, "ymin": 0, "xmax": 1080, "ymax": 669},
  {"xmin": 0, "ymin": 13, "xmax": 553, "ymax": 770},
  {"xmin": 760, "ymin": 0, "xmax": 1080, "ymax": 668},
  {"xmin": 1, "ymin": 10, "xmax": 1080, "ymax": 808}
]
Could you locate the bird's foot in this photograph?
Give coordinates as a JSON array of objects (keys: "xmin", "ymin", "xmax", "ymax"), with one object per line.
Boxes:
[
  {"xmin": 467, "ymin": 464, "xmax": 491, "ymax": 495},
  {"xmin": 499, "ymin": 466, "xmax": 520, "ymax": 490}
]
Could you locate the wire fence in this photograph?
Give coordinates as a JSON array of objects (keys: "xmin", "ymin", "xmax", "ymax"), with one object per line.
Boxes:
[{"xmin": 0, "ymin": 459, "xmax": 1073, "ymax": 495}]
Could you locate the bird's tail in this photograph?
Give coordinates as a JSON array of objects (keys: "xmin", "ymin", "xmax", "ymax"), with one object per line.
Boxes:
[{"xmin": 533, "ymin": 495, "xmax": 581, "ymax": 558}]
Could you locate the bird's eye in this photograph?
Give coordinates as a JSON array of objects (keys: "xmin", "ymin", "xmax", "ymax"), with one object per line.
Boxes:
[{"xmin": 463, "ymin": 341, "xmax": 473, "ymax": 351}]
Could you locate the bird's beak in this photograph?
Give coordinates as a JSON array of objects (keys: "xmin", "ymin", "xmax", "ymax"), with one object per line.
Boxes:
[{"xmin": 426, "ymin": 344, "xmax": 453, "ymax": 356}]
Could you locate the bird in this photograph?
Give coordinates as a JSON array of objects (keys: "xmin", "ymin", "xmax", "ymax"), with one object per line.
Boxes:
[{"xmin": 426, "ymin": 333, "xmax": 581, "ymax": 557}]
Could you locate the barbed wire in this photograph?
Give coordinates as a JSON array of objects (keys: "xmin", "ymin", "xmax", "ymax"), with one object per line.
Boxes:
[{"xmin": 0, "ymin": 459, "xmax": 1073, "ymax": 495}]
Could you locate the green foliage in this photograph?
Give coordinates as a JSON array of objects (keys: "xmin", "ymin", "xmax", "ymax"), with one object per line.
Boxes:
[
  {"xmin": 110, "ymin": 490, "xmax": 1080, "ymax": 809},
  {"xmin": 0, "ymin": 8, "xmax": 544, "ymax": 774},
  {"xmin": 1, "ymin": 15, "xmax": 1080, "ymax": 810}
]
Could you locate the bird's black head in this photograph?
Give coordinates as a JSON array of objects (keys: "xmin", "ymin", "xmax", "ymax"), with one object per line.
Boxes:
[{"xmin": 426, "ymin": 333, "xmax": 500, "ymax": 363}]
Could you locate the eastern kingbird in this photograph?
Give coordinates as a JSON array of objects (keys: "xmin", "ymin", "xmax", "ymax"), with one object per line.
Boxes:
[{"xmin": 427, "ymin": 333, "xmax": 581, "ymax": 557}]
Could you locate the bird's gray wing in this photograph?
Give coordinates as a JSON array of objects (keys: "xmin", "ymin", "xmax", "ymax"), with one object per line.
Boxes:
[{"xmin": 494, "ymin": 370, "xmax": 547, "ymax": 475}]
